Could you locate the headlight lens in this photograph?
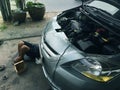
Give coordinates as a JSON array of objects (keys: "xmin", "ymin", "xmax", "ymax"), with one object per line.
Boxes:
[{"xmin": 72, "ymin": 58, "xmax": 119, "ymax": 82}]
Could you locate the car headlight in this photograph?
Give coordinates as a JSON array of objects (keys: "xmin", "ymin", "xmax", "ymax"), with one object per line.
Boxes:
[{"xmin": 71, "ymin": 58, "xmax": 120, "ymax": 82}]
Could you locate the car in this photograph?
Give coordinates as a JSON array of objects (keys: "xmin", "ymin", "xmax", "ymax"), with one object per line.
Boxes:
[{"xmin": 40, "ymin": 0, "xmax": 120, "ymax": 90}]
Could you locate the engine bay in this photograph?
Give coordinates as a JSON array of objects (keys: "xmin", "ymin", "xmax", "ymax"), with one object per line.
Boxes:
[{"xmin": 56, "ymin": 8, "xmax": 120, "ymax": 55}]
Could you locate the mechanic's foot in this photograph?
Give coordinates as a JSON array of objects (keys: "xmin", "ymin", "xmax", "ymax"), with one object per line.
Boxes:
[{"xmin": 14, "ymin": 56, "xmax": 23, "ymax": 63}]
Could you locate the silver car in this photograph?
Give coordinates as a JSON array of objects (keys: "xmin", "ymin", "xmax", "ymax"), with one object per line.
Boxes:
[{"xmin": 40, "ymin": 0, "xmax": 120, "ymax": 90}]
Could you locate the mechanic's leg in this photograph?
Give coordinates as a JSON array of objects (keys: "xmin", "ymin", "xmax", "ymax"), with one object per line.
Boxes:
[
  {"xmin": 14, "ymin": 41, "xmax": 30, "ymax": 63},
  {"xmin": 18, "ymin": 41, "xmax": 24, "ymax": 56}
]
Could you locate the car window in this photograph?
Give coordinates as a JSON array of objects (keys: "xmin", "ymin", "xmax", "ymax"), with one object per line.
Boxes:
[{"xmin": 87, "ymin": 0, "xmax": 119, "ymax": 15}]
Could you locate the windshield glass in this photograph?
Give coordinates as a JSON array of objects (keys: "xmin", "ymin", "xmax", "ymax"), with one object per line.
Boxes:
[{"xmin": 87, "ymin": 0, "xmax": 119, "ymax": 15}]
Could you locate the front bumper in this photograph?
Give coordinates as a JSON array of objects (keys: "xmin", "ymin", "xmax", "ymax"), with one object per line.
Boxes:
[
  {"xmin": 40, "ymin": 34, "xmax": 61, "ymax": 90},
  {"xmin": 42, "ymin": 64, "xmax": 61, "ymax": 90}
]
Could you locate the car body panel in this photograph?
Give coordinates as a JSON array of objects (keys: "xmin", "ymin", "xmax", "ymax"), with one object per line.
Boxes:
[{"xmin": 40, "ymin": 0, "xmax": 120, "ymax": 90}]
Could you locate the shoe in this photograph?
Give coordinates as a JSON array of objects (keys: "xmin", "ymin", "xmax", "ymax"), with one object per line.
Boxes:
[{"xmin": 35, "ymin": 58, "xmax": 42, "ymax": 64}]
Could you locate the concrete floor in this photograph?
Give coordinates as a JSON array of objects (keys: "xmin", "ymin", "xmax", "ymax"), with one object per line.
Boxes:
[
  {"xmin": 40, "ymin": 0, "xmax": 80, "ymax": 12},
  {"xmin": 0, "ymin": 12, "xmax": 59, "ymax": 90},
  {"xmin": 0, "ymin": 37, "xmax": 50, "ymax": 90}
]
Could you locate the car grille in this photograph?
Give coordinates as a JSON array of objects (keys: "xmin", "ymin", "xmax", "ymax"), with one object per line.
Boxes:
[
  {"xmin": 44, "ymin": 41, "xmax": 59, "ymax": 55},
  {"xmin": 41, "ymin": 37, "xmax": 59, "ymax": 58}
]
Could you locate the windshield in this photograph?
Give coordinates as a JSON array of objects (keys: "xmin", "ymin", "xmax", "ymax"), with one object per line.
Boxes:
[{"xmin": 87, "ymin": 0, "xmax": 119, "ymax": 15}]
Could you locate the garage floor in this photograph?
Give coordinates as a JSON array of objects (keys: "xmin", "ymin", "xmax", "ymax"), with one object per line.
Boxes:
[{"xmin": 0, "ymin": 37, "xmax": 50, "ymax": 90}]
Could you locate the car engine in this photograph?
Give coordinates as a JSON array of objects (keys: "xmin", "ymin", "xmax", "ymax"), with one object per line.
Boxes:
[{"xmin": 56, "ymin": 8, "xmax": 120, "ymax": 55}]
